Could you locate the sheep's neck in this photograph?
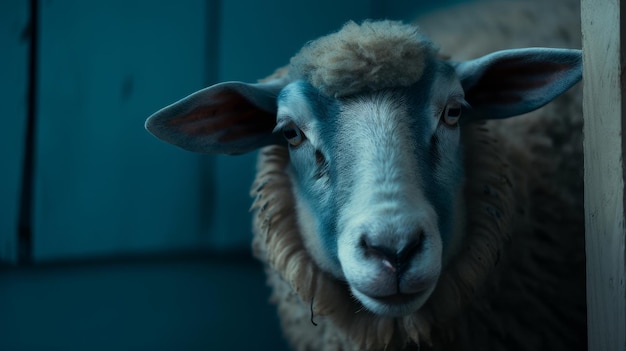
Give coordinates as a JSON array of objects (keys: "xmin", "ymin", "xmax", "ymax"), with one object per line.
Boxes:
[{"xmin": 443, "ymin": 187, "xmax": 467, "ymax": 268}]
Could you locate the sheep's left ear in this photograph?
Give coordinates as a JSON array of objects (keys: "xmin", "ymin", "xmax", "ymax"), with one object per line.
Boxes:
[{"xmin": 455, "ymin": 48, "xmax": 582, "ymax": 122}]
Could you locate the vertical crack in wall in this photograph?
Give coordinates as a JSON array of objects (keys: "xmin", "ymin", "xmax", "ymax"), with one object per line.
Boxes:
[{"xmin": 17, "ymin": 0, "xmax": 39, "ymax": 265}]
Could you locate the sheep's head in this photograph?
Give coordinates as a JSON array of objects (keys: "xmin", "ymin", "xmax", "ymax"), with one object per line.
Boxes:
[{"xmin": 145, "ymin": 21, "xmax": 582, "ymax": 317}]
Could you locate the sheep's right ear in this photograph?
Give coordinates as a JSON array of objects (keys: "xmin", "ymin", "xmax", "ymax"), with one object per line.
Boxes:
[{"xmin": 145, "ymin": 78, "xmax": 288, "ymax": 155}]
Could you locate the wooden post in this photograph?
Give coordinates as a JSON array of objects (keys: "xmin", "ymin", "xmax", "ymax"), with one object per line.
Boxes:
[{"xmin": 581, "ymin": 0, "xmax": 626, "ymax": 350}]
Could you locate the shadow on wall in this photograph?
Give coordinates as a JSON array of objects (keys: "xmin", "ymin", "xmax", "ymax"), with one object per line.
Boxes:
[{"xmin": 0, "ymin": 253, "xmax": 289, "ymax": 351}]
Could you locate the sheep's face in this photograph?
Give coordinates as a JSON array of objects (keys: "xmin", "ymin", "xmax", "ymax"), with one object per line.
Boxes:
[
  {"xmin": 145, "ymin": 20, "xmax": 581, "ymax": 318},
  {"xmin": 276, "ymin": 63, "xmax": 466, "ymax": 316}
]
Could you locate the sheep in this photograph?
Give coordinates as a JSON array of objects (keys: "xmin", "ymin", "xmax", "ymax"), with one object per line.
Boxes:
[{"xmin": 144, "ymin": 0, "xmax": 586, "ymax": 350}]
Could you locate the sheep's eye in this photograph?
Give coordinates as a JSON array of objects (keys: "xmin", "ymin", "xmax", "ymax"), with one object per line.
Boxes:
[
  {"xmin": 442, "ymin": 105, "xmax": 462, "ymax": 126},
  {"xmin": 282, "ymin": 124, "xmax": 305, "ymax": 147}
]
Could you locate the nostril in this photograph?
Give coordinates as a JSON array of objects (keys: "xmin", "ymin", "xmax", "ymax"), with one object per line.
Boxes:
[
  {"xmin": 361, "ymin": 236, "xmax": 397, "ymax": 268},
  {"xmin": 360, "ymin": 230, "xmax": 425, "ymax": 273},
  {"xmin": 361, "ymin": 237, "xmax": 395, "ymax": 260},
  {"xmin": 398, "ymin": 231, "xmax": 424, "ymax": 266}
]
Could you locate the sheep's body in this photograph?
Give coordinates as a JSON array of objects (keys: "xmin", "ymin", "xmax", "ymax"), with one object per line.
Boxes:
[
  {"xmin": 251, "ymin": 0, "xmax": 585, "ymax": 350},
  {"xmin": 145, "ymin": 0, "xmax": 585, "ymax": 350}
]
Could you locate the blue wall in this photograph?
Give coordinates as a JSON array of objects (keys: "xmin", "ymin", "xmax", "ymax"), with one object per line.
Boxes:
[{"xmin": 0, "ymin": 0, "xmax": 468, "ymax": 350}]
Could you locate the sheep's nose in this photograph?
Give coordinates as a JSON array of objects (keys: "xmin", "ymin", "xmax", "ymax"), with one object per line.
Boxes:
[{"xmin": 361, "ymin": 231, "xmax": 423, "ymax": 273}]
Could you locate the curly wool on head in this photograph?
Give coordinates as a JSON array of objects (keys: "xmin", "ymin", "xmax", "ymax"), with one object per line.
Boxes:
[{"xmin": 289, "ymin": 20, "xmax": 435, "ymax": 98}]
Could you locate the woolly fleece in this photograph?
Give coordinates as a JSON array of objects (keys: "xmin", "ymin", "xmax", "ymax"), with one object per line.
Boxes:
[{"xmin": 289, "ymin": 20, "xmax": 434, "ymax": 97}]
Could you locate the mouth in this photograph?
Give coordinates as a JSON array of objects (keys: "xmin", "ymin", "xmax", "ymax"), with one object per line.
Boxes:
[
  {"xmin": 369, "ymin": 292, "xmax": 421, "ymax": 306},
  {"xmin": 352, "ymin": 287, "xmax": 433, "ymax": 317}
]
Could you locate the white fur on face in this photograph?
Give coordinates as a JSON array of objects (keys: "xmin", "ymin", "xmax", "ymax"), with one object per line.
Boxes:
[
  {"xmin": 281, "ymin": 75, "xmax": 466, "ymax": 317},
  {"xmin": 336, "ymin": 92, "xmax": 443, "ymax": 316}
]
